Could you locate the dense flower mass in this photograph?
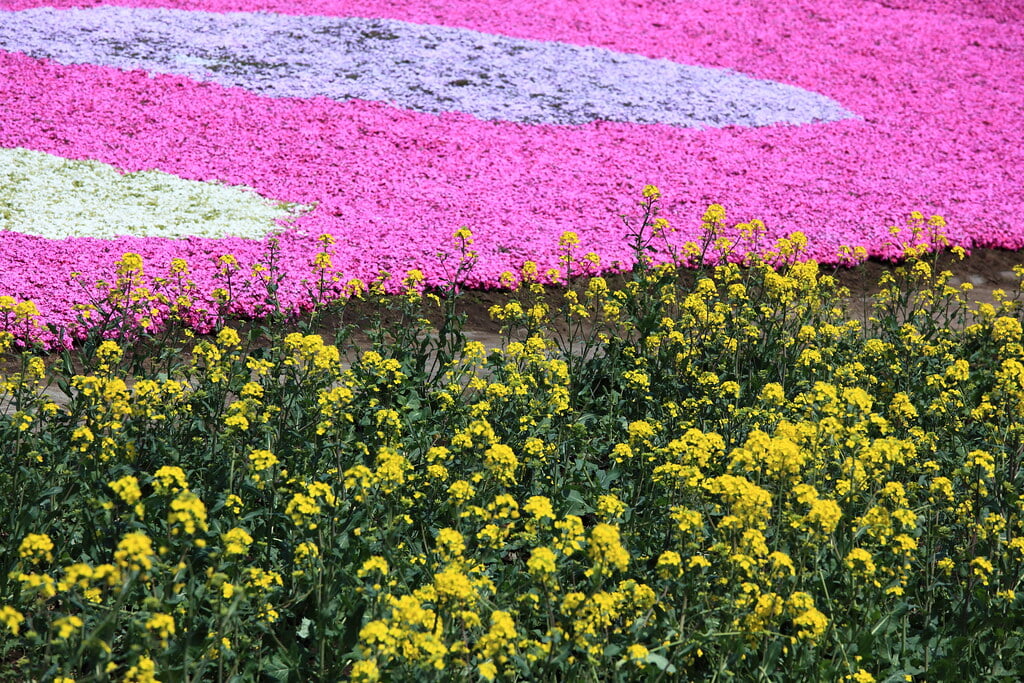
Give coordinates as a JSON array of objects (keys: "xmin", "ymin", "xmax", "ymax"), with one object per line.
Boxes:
[
  {"xmin": 0, "ymin": 0, "xmax": 1022, "ymax": 340},
  {"xmin": 2, "ymin": 202, "xmax": 1024, "ymax": 679},
  {"xmin": 0, "ymin": 7, "xmax": 853, "ymax": 127},
  {"xmin": 0, "ymin": 148, "xmax": 304, "ymax": 239}
]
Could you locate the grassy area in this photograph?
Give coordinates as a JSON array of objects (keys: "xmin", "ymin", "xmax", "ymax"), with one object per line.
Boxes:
[{"xmin": 2, "ymin": 193, "xmax": 1024, "ymax": 681}]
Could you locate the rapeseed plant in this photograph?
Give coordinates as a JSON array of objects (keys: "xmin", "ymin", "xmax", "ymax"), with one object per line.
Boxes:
[{"xmin": 1, "ymin": 193, "xmax": 1024, "ymax": 680}]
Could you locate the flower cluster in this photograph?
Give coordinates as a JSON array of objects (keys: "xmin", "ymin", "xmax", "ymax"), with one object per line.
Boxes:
[
  {"xmin": 2, "ymin": 195, "xmax": 1024, "ymax": 680},
  {"xmin": 1, "ymin": 0, "xmax": 1022, "ymax": 340}
]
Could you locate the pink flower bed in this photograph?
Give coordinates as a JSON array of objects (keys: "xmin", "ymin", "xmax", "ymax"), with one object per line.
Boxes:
[{"xmin": 0, "ymin": 0, "xmax": 1022, "ymax": 346}]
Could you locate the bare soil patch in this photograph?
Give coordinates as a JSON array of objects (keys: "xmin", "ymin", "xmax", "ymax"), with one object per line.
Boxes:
[{"xmin": 3, "ymin": 248, "xmax": 1022, "ymax": 387}]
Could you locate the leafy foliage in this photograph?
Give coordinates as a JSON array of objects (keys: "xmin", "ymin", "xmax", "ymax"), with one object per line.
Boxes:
[{"xmin": 2, "ymin": 193, "xmax": 1024, "ymax": 681}]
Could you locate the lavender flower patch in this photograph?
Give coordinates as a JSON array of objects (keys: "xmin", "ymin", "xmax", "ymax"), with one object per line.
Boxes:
[{"xmin": 0, "ymin": 6, "xmax": 856, "ymax": 128}]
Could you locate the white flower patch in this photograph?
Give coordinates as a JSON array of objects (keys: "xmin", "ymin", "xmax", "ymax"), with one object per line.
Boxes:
[{"xmin": 0, "ymin": 148, "xmax": 306, "ymax": 240}]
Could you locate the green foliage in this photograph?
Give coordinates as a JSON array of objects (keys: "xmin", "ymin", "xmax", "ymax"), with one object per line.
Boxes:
[{"xmin": 2, "ymin": 194, "xmax": 1024, "ymax": 682}]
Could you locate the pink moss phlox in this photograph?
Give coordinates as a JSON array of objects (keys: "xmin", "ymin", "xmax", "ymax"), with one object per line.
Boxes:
[{"xmin": 1, "ymin": 0, "xmax": 1022, "ymax": 345}]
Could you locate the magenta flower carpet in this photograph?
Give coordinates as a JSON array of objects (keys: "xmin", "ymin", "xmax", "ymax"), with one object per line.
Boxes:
[{"xmin": 0, "ymin": 0, "xmax": 1022, "ymax": 343}]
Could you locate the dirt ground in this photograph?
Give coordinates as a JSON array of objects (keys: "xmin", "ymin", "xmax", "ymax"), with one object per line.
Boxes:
[
  {"xmin": 836, "ymin": 248, "xmax": 1023, "ymax": 306},
  {"xmin": 1, "ymin": 247, "xmax": 1022, "ymax": 412},
  {"xmin": 4, "ymin": 246, "xmax": 1024, "ymax": 369},
  {"xmin": 444, "ymin": 247, "xmax": 1024, "ymax": 339}
]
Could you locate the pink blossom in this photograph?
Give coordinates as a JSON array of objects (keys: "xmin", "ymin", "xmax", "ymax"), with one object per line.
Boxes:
[{"xmin": 0, "ymin": 0, "xmax": 1021, "ymax": 346}]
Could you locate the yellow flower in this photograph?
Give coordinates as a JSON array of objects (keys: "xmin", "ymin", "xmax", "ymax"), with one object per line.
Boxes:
[
  {"xmin": 587, "ymin": 523, "xmax": 630, "ymax": 575},
  {"xmin": 122, "ymin": 655, "xmax": 158, "ymax": 683},
  {"xmin": 168, "ymin": 491, "xmax": 209, "ymax": 536},
  {"xmin": 17, "ymin": 572, "xmax": 57, "ymax": 599},
  {"xmin": 595, "ymin": 494, "xmax": 627, "ymax": 520},
  {"xmin": 295, "ymin": 542, "xmax": 320, "ymax": 563},
  {"xmin": 221, "ymin": 528, "xmax": 253, "ymax": 555},
  {"xmin": 245, "ymin": 568, "xmax": 283, "ymax": 594},
  {"xmin": 71, "ymin": 425, "xmax": 95, "ymax": 451},
  {"xmin": 966, "ymin": 449, "xmax": 996, "ymax": 480},
  {"xmin": 523, "ymin": 495, "xmax": 556, "ymax": 523},
  {"xmin": 152, "ymin": 465, "xmax": 189, "ymax": 494},
  {"xmin": 435, "ymin": 528, "xmax": 466, "ymax": 559},
  {"xmin": 19, "ymin": 533, "xmax": 54, "ymax": 564},
  {"xmin": 285, "ymin": 493, "xmax": 321, "ymax": 529},
  {"xmin": 554, "ymin": 515, "xmax": 586, "ymax": 557},
  {"xmin": 483, "ymin": 444, "xmax": 519, "ymax": 484},
  {"xmin": 374, "ymin": 447, "xmax": 412, "ymax": 493},
  {"xmin": 704, "ymin": 475, "xmax": 772, "ymax": 530},
  {"xmin": 478, "ymin": 610, "xmax": 518, "ymax": 661},
  {"xmin": 53, "ymin": 615, "xmax": 84, "ymax": 640},
  {"xmin": 527, "ymin": 547, "xmax": 558, "ymax": 578},
  {"xmin": 477, "ymin": 523, "xmax": 507, "ymax": 550},
  {"xmin": 224, "ymin": 414, "xmax": 249, "ymax": 431},
  {"xmin": 248, "ymin": 449, "xmax": 279, "ymax": 472},
  {"xmin": 971, "ymin": 557, "xmax": 994, "ymax": 585},
  {"xmin": 57, "ymin": 563, "xmax": 95, "ymax": 593},
  {"xmin": 806, "ymin": 498, "xmax": 843, "ymax": 535},
  {"xmin": 95, "ymin": 339, "xmax": 123, "ymax": 366},
  {"xmin": 689, "ymin": 555, "xmax": 712, "ymax": 571},
  {"xmin": 224, "ymin": 494, "xmax": 244, "ymax": 514},
  {"xmin": 892, "ymin": 534, "xmax": 917, "ymax": 555},
  {"xmin": 670, "ymin": 506, "xmax": 702, "ymax": 534},
  {"xmin": 624, "ymin": 643, "xmax": 649, "ymax": 667},
  {"xmin": 656, "ymin": 550, "xmax": 683, "ymax": 579},
  {"xmin": 145, "ymin": 613, "xmax": 176, "ymax": 647},
  {"xmin": 845, "ymin": 548, "xmax": 878, "ymax": 585},
  {"xmin": 216, "ymin": 326, "xmax": 241, "ymax": 348},
  {"xmin": 478, "ymin": 661, "xmax": 498, "ymax": 681},
  {"xmin": 239, "ymin": 381, "xmax": 264, "ymax": 399},
  {"xmin": 787, "ymin": 593, "xmax": 828, "ymax": 642},
  {"xmin": 114, "ymin": 532, "xmax": 155, "ymax": 573},
  {"xmin": 486, "ymin": 494, "xmax": 520, "ymax": 521},
  {"xmin": 350, "ymin": 659, "xmax": 380, "ymax": 682},
  {"xmin": 109, "ymin": 476, "xmax": 142, "ymax": 506},
  {"xmin": 627, "ymin": 420, "xmax": 656, "ymax": 442},
  {"xmin": 1, "ymin": 606, "xmax": 25, "ymax": 635},
  {"xmin": 559, "ymin": 230, "xmax": 580, "ymax": 247},
  {"xmin": 433, "ymin": 568, "xmax": 478, "ymax": 606},
  {"xmin": 703, "ymin": 203, "xmax": 726, "ymax": 224},
  {"xmin": 357, "ymin": 556, "xmax": 389, "ymax": 578}
]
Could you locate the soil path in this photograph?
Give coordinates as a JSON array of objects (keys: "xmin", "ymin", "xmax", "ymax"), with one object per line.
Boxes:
[{"xmin": 3, "ymin": 248, "xmax": 1022, "ymax": 413}]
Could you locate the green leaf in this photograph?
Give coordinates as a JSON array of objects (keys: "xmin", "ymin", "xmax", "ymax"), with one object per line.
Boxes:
[
  {"xmin": 339, "ymin": 601, "xmax": 367, "ymax": 655},
  {"xmin": 260, "ymin": 653, "xmax": 296, "ymax": 683},
  {"xmin": 645, "ymin": 653, "xmax": 677, "ymax": 673}
]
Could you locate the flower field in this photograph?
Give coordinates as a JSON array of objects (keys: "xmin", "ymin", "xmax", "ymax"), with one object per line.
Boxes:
[
  {"xmin": 1, "ymin": 0, "xmax": 1023, "ymax": 344},
  {"xmin": 3, "ymin": 1, "xmax": 1024, "ymax": 681},
  {"xmin": 2, "ymin": 202, "xmax": 1024, "ymax": 680}
]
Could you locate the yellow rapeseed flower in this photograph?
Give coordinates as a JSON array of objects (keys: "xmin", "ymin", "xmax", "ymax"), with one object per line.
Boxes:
[
  {"xmin": 527, "ymin": 547, "xmax": 558, "ymax": 578},
  {"xmin": 152, "ymin": 465, "xmax": 189, "ymax": 494},
  {"xmin": 145, "ymin": 613, "xmax": 176, "ymax": 648},
  {"xmin": 1, "ymin": 606, "xmax": 25, "ymax": 635},
  {"xmin": 122, "ymin": 655, "xmax": 157, "ymax": 683},
  {"xmin": 221, "ymin": 528, "xmax": 253, "ymax": 556},
  {"xmin": 587, "ymin": 523, "xmax": 630, "ymax": 576},
  {"xmin": 53, "ymin": 615, "xmax": 84, "ymax": 640},
  {"xmin": 114, "ymin": 532, "xmax": 155, "ymax": 574},
  {"xmin": 19, "ymin": 533, "xmax": 54, "ymax": 564}
]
